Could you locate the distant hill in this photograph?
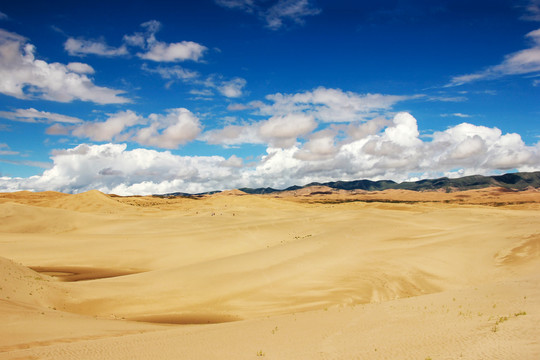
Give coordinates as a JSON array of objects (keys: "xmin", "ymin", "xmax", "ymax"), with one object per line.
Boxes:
[{"xmin": 237, "ymin": 171, "xmax": 540, "ymax": 195}]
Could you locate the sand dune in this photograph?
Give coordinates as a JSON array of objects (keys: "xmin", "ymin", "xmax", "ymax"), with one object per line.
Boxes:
[{"xmin": 0, "ymin": 189, "xmax": 539, "ymax": 359}]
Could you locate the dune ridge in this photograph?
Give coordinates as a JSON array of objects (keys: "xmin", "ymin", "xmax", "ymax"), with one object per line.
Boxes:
[{"xmin": 0, "ymin": 189, "xmax": 539, "ymax": 359}]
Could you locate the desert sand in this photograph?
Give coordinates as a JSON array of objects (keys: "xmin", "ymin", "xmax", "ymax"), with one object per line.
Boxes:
[{"xmin": 0, "ymin": 188, "xmax": 539, "ymax": 359}]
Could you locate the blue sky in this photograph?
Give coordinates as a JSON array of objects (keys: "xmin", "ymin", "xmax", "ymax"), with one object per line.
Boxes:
[{"xmin": 0, "ymin": 0, "xmax": 539, "ymax": 194}]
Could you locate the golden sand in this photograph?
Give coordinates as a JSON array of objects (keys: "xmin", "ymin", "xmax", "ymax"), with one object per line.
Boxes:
[{"xmin": 0, "ymin": 188, "xmax": 539, "ymax": 359}]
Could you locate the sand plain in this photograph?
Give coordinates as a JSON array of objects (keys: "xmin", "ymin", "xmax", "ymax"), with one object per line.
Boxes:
[{"xmin": 0, "ymin": 188, "xmax": 539, "ymax": 359}]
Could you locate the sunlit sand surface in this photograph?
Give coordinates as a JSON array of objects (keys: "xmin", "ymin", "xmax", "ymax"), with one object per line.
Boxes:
[{"xmin": 1, "ymin": 188, "xmax": 539, "ymax": 359}]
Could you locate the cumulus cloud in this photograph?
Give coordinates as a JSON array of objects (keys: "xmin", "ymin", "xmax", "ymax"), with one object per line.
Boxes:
[
  {"xmin": 202, "ymin": 123, "xmax": 263, "ymax": 146},
  {"xmin": 125, "ymin": 20, "xmax": 207, "ymax": 62},
  {"xmin": 64, "ymin": 38, "xmax": 128, "ymax": 57},
  {"xmin": 202, "ymin": 87, "xmax": 409, "ymax": 148},
  {"xmin": 1, "ymin": 112, "xmax": 539, "ymax": 195},
  {"xmin": 140, "ymin": 40, "xmax": 206, "ymax": 62},
  {"xmin": 256, "ymin": 87, "xmax": 411, "ymax": 122},
  {"xmin": 217, "ymin": 77, "xmax": 247, "ymax": 98},
  {"xmin": 0, "ymin": 108, "xmax": 83, "ymax": 124},
  {"xmin": 66, "ymin": 62, "xmax": 95, "ymax": 74},
  {"xmin": 133, "ymin": 108, "xmax": 202, "ymax": 148},
  {"xmin": 71, "ymin": 110, "xmax": 142, "ymax": 142},
  {"xmin": 215, "ymin": 0, "xmax": 320, "ymax": 30},
  {"xmin": 293, "ymin": 129, "xmax": 338, "ymax": 161},
  {"xmin": 0, "ymin": 29, "xmax": 129, "ymax": 104},
  {"xmin": 51, "ymin": 108, "xmax": 202, "ymax": 149},
  {"xmin": 201, "ymin": 113, "xmax": 315, "ymax": 148},
  {"xmin": 448, "ymin": 28, "xmax": 540, "ymax": 86},
  {"xmin": 259, "ymin": 113, "xmax": 317, "ymax": 147},
  {"xmin": 0, "ymin": 143, "xmax": 247, "ymax": 195}
]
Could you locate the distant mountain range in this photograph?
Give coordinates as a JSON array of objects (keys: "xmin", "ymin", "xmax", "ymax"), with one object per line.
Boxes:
[{"xmin": 156, "ymin": 171, "xmax": 540, "ymax": 197}]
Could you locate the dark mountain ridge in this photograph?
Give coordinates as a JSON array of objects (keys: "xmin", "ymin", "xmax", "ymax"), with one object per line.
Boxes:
[
  {"xmin": 237, "ymin": 171, "xmax": 540, "ymax": 195},
  {"xmin": 153, "ymin": 171, "xmax": 540, "ymax": 197}
]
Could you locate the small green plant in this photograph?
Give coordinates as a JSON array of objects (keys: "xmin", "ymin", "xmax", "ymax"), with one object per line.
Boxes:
[
  {"xmin": 256, "ymin": 350, "xmax": 265, "ymax": 357},
  {"xmin": 495, "ymin": 316, "xmax": 508, "ymax": 325},
  {"xmin": 492, "ymin": 325, "xmax": 498, "ymax": 333},
  {"xmin": 514, "ymin": 311, "xmax": 526, "ymax": 317}
]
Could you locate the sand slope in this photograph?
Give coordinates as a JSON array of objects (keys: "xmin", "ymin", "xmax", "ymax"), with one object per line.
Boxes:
[{"xmin": 0, "ymin": 189, "xmax": 539, "ymax": 359}]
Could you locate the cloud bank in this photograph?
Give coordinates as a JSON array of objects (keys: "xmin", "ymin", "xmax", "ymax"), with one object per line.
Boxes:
[{"xmin": 2, "ymin": 112, "xmax": 539, "ymax": 195}]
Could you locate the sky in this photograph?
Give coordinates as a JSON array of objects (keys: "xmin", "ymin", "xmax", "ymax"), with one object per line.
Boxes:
[{"xmin": 0, "ymin": 0, "xmax": 539, "ymax": 195}]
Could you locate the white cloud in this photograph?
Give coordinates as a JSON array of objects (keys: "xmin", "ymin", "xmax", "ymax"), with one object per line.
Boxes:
[
  {"xmin": 264, "ymin": 0, "xmax": 321, "ymax": 30},
  {"xmin": 190, "ymin": 89, "xmax": 214, "ymax": 97},
  {"xmin": 441, "ymin": 113, "xmax": 471, "ymax": 118},
  {"xmin": 293, "ymin": 129, "xmax": 338, "ymax": 161},
  {"xmin": 0, "ymin": 108, "xmax": 83, "ymax": 124},
  {"xmin": 0, "ymin": 11, "xmax": 8, "ymax": 20},
  {"xmin": 346, "ymin": 117, "xmax": 389, "ymax": 140},
  {"xmin": 125, "ymin": 20, "xmax": 207, "ymax": 62},
  {"xmin": 133, "ymin": 108, "xmax": 202, "ymax": 148},
  {"xmin": 66, "ymin": 62, "xmax": 95, "ymax": 74},
  {"xmin": 449, "ymin": 28, "xmax": 540, "ymax": 86},
  {"xmin": 221, "ymin": 155, "xmax": 244, "ymax": 167},
  {"xmin": 202, "ymin": 87, "xmax": 408, "ymax": 148},
  {"xmin": 227, "ymin": 103, "xmax": 251, "ymax": 111},
  {"xmin": 202, "ymin": 123, "xmax": 263, "ymax": 146},
  {"xmin": 247, "ymin": 113, "xmax": 540, "ymax": 186},
  {"xmin": 0, "ymin": 143, "xmax": 247, "ymax": 195},
  {"xmin": 215, "ymin": 0, "xmax": 320, "ymax": 30},
  {"xmin": 259, "ymin": 113, "xmax": 316, "ymax": 147},
  {"xmin": 215, "ymin": 0, "xmax": 255, "ymax": 11},
  {"xmin": 201, "ymin": 113, "xmax": 315, "ymax": 148},
  {"xmin": 142, "ymin": 64, "xmax": 199, "ymax": 80},
  {"xmin": 140, "ymin": 40, "xmax": 206, "ymax": 62},
  {"xmin": 257, "ymin": 87, "xmax": 410, "ymax": 122},
  {"xmin": 522, "ymin": 0, "xmax": 540, "ymax": 21},
  {"xmin": 382, "ymin": 112, "xmax": 421, "ymax": 147},
  {"xmin": 52, "ymin": 108, "xmax": 202, "ymax": 149},
  {"xmin": 71, "ymin": 110, "xmax": 142, "ymax": 142},
  {"xmin": 64, "ymin": 38, "xmax": 128, "ymax": 57},
  {"xmin": 0, "ymin": 29, "xmax": 129, "ymax": 104},
  {"xmin": 217, "ymin": 77, "xmax": 247, "ymax": 98},
  {"xmin": 0, "ymin": 143, "xmax": 18, "ymax": 155}
]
